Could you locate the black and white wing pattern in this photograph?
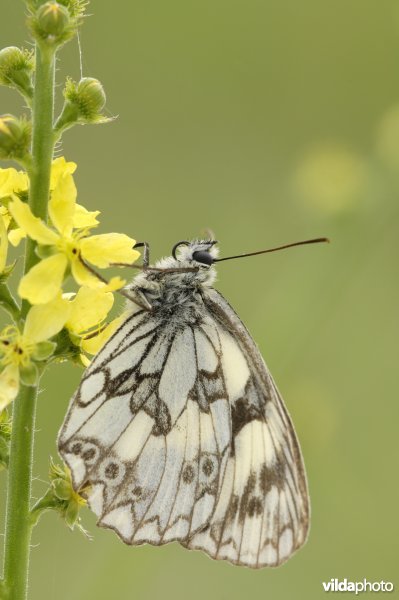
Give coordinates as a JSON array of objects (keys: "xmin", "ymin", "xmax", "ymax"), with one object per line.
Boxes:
[
  {"xmin": 58, "ymin": 307, "xmax": 232, "ymax": 546},
  {"xmin": 58, "ymin": 288, "xmax": 309, "ymax": 568},
  {"xmin": 182, "ymin": 289, "xmax": 310, "ymax": 568}
]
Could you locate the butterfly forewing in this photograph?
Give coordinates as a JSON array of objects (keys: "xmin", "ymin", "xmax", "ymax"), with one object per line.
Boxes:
[{"xmin": 58, "ymin": 308, "xmax": 232, "ymax": 546}]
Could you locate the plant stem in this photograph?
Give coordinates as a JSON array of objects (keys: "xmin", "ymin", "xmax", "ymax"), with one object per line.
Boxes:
[
  {"xmin": 3, "ymin": 43, "xmax": 55, "ymax": 600},
  {"xmin": 22, "ymin": 45, "xmax": 55, "ymax": 319},
  {"xmin": 2, "ymin": 386, "xmax": 38, "ymax": 600}
]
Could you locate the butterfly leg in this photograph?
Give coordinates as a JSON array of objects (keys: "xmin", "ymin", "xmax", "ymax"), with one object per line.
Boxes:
[
  {"xmin": 123, "ymin": 287, "xmax": 153, "ymax": 311},
  {"xmin": 134, "ymin": 242, "xmax": 150, "ymax": 268}
]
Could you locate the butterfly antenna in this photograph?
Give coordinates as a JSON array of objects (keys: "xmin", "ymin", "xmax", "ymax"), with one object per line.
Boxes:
[{"xmin": 215, "ymin": 237, "xmax": 330, "ymax": 263}]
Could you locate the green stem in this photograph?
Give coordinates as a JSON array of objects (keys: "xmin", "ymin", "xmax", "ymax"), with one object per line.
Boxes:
[
  {"xmin": 3, "ymin": 43, "xmax": 55, "ymax": 600},
  {"xmin": 22, "ymin": 45, "xmax": 55, "ymax": 318},
  {"xmin": 2, "ymin": 386, "xmax": 38, "ymax": 600}
]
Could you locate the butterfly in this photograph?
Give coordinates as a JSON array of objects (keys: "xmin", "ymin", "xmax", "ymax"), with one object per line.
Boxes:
[{"xmin": 58, "ymin": 236, "xmax": 326, "ymax": 568}]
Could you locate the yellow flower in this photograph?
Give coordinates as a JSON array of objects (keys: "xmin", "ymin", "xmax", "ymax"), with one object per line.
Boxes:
[
  {"xmin": 50, "ymin": 157, "xmax": 77, "ymax": 189},
  {"xmin": 65, "ymin": 286, "xmax": 114, "ymax": 337},
  {"xmin": 62, "ymin": 287, "xmax": 127, "ymax": 363},
  {"xmin": 0, "ymin": 166, "xmax": 28, "ymax": 202},
  {"xmin": 0, "ymin": 295, "xmax": 71, "ymax": 410},
  {"xmin": 0, "ymin": 166, "xmax": 29, "ymax": 243},
  {"xmin": 0, "ymin": 157, "xmax": 99, "ymax": 247},
  {"xmin": 9, "ymin": 168, "xmax": 139, "ymax": 303},
  {"xmin": 0, "ymin": 364, "xmax": 19, "ymax": 411},
  {"xmin": 80, "ymin": 313, "xmax": 126, "ymax": 357}
]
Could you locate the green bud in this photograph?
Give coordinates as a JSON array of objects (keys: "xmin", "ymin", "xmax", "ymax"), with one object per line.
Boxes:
[
  {"xmin": 55, "ymin": 77, "xmax": 110, "ymax": 135},
  {"xmin": 29, "ymin": 1, "xmax": 77, "ymax": 47},
  {"xmin": 0, "ymin": 114, "xmax": 32, "ymax": 162},
  {"xmin": 53, "ymin": 477, "xmax": 73, "ymax": 501},
  {"xmin": 37, "ymin": 2, "xmax": 70, "ymax": 36},
  {"xmin": 75, "ymin": 78, "xmax": 106, "ymax": 116},
  {"xmin": 0, "ymin": 47, "xmax": 34, "ymax": 100},
  {"xmin": 28, "ymin": 0, "xmax": 89, "ymax": 48},
  {"xmin": 27, "ymin": 0, "xmax": 88, "ymax": 21}
]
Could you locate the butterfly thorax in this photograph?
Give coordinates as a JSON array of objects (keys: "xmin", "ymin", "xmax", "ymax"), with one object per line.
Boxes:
[{"xmin": 128, "ymin": 255, "xmax": 217, "ymax": 324}]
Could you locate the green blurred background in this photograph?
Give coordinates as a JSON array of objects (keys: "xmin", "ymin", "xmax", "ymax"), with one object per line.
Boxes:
[{"xmin": 1, "ymin": 1, "xmax": 399, "ymax": 598}]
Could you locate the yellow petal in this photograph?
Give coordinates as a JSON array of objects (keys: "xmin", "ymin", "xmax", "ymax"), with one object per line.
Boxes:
[
  {"xmin": 80, "ymin": 233, "xmax": 140, "ymax": 268},
  {"xmin": 0, "ymin": 364, "xmax": 20, "ymax": 411},
  {"xmin": 0, "ymin": 213, "xmax": 8, "ymax": 273},
  {"xmin": 48, "ymin": 172, "xmax": 77, "ymax": 237},
  {"xmin": 9, "ymin": 197, "xmax": 59, "ymax": 245},
  {"xmin": 70, "ymin": 257, "xmax": 103, "ymax": 288},
  {"xmin": 67, "ymin": 287, "xmax": 114, "ymax": 334},
  {"xmin": 79, "ymin": 353, "xmax": 91, "ymax": 367},
  {"xmin": 0, "ymin": 168, "xmax": 28, "ymax": 199},
  {"xmin": 81, "ymin": 313, "xmax": 127, "ymax": 355},
  {"xmin": 8, "ymin": 227, "xmax": 26, "ymax": 247},
  {"xmin": 24, "ymin": 295, "xmax": 72, "ymax": 343},
  {"xmin": 0, "ymin": 206, "xmax": 11, "ymax": 229},
  {"xmin": 73, "ymin": 204, "xmax": 100, "ymax": 229},
  {"xmin": 102, "ymin": 276, "xmax": 126, "ymax": 292},
  {"xmin": 50, "ymin": 157, "xmax": 77, "ymax": 190},
  {"xmin": 18, "ymin": 253, "xmax": 68, "ymax": 304}
]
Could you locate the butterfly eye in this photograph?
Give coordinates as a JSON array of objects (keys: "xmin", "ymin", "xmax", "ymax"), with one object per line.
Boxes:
[{"xmin": 192, "ymin": 250, "xmax": 214, "ymax": 265}]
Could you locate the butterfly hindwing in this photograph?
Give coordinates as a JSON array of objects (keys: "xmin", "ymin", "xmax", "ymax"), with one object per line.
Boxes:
[
  {"xmin": 182, "ymin": 289, "xmax": 310, "ymax": 567},
  {"xmin": 58, "ymin": 308, "xmax": 231, "ymax": 545},
  {"xmin": 58, "ymin": 281, "xmax": 309, "ymax": 567}
]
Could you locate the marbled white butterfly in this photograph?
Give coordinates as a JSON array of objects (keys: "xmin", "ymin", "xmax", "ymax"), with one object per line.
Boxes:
[{"xmin": 58, "ymin": 236, "xmax": 327, "ymax": 568}]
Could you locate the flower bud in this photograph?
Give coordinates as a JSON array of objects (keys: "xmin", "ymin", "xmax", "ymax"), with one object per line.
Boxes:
[
  {"xmin": 29, "ymin": 1, "xmax": 74, "ymax": 46},
  {"xmin": 75, "ymin": 78, "xmax": 107, "ymax": 117},
  {"xmin": 0, "ymin": 47, "xmax": 34, "ymax": 100},
  {"xmin": 37, "ymin": 2, "xmax": 70, "ymax": 35},
  {"xmin": 55, "ymin": 77, "xmax": 109, "ymax": 134},
  {"xmin": 0, "ymin": 115, "xmax": 31, "ymax": 162}
]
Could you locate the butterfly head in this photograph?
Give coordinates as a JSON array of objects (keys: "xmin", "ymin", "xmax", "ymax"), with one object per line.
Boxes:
[{"xmin": 172, "ymin": 239, "xmax": 219, "ymax": 266}]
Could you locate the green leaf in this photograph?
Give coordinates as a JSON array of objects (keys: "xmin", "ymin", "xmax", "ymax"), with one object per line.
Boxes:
[
  {"xmin": 19, "ymin": 361, "xmax": 39, "ymax": 386},
  {"xmin": 0, "ymin": 435, "xmax": 9, "ymax": 469},
  {"xmin": 65, "ymin": 501, "xmax": 79, "ymax": 529},
  {"xmin": 35, "ymin": 244, "xmax": 57, "ymax": 260},
  {"xmin": 0, "ymin": 260, "xmax": 17, "ymax": 283},
  {"xmin": 31, "ymin": 340, "xmax": 56, "ymax": 361}
]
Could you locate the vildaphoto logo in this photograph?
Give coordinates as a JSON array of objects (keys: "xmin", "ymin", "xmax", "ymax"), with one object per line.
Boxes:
[{"xmin": 322, "ymin": 579, "xmax": 394, "ymax": 594}]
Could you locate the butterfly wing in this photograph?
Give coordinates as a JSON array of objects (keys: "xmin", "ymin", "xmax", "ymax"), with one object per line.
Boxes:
[
  {"xmin": 182, "ymin": 288, "xmax": 310, "ymax": 567},
  {"xmin": 58, "ymin": 307, "xmax": 232, "ymax": 545}
]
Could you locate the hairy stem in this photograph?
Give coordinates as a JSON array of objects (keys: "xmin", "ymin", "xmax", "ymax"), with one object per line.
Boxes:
[
  {"xmin": 3, "ymin": 43, "xmax": 55, "ymax": 600},
  {"xmin": 2, "ymin": 386, "xmax": 38, "ymax": 600}
]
